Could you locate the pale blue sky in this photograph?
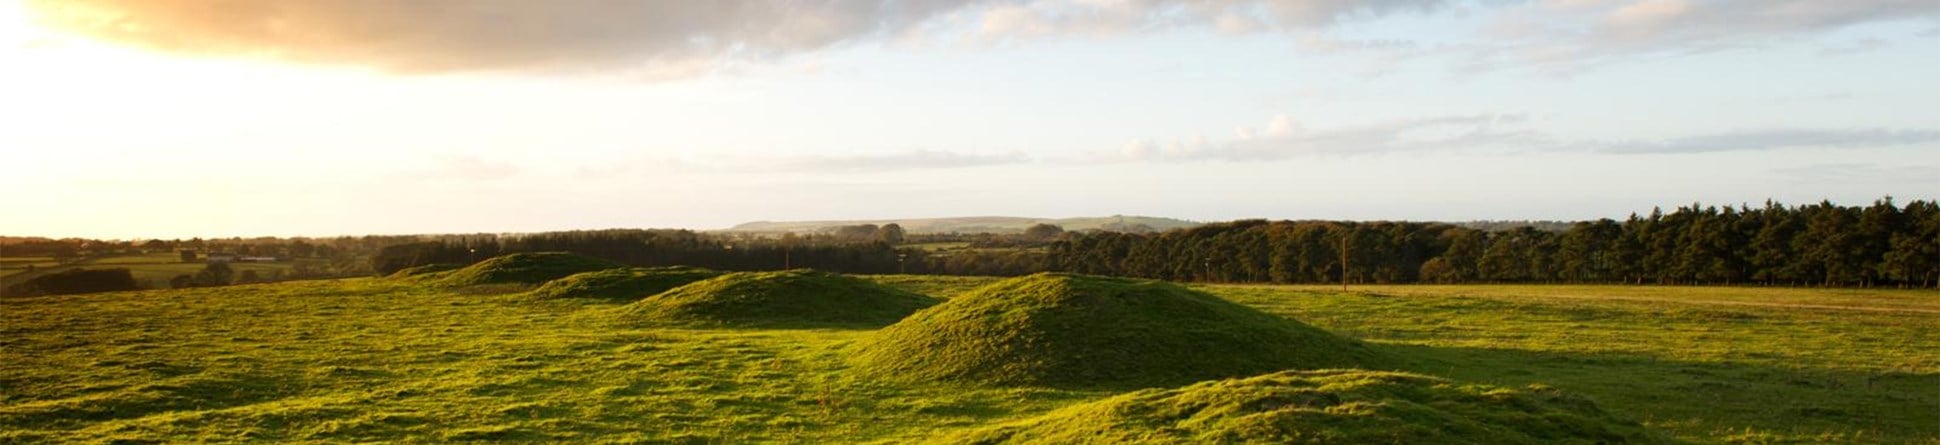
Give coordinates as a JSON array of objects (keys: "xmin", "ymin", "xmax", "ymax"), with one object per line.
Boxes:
[{"xmin": 3, "ymin": 1, "xmax": 1937, "ymax": 238}]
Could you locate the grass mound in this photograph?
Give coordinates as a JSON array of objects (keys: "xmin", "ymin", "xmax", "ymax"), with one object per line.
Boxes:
[
  {"xmin": 436, "ymin": 253, "xmax": 623, "ymax": 286},
  {"xmin": 852, "ymin": 273, "xmax": 1383, "ymax": 389},
  {"xmin": 618, "ymin": 269, "xmax": 936, "ymax": 327},
  {"xmin": 526, "ymin": 266, "xmax": 721, "ymax": 301},
  {"xmin": 387, "ymin": 263, "xmax": 461, "ymax": 280},
  {"xmin": 936, "ymin": 369, "xmax": 1665, "ymax": 444}
]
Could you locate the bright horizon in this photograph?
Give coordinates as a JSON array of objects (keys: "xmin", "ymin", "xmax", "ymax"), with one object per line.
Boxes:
[{"xmin": 3, "ymin": 0, "xmax": 1937, "ymax": 240}]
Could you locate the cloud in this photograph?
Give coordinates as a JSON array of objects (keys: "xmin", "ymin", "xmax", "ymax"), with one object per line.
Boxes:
[
  {"xmin": 26, "ymin": 0, "xmax": 971, "ymax": 73},
  {"xmin": 1098, "ymin": 113, "xmax": 1535, "ymax": 162},
  {"xmin": 575, "ymin": 149, "xmax": 1030, "ymax": 176},
  {"xmin": 961, "ymin": 0, "xmax": 1449, "ymax": 42},
  {"xmin": 571, "ymin": 155, "xmax": 703, "ymax": 179},
  {"xmin": 1818, "ymin": 38, "xmax": 1889, "ymax": 56},
  {"xmin": 1590, "ymin": 128, "xmax": 1940, "ymax": 154},
  {"xmin": 1774, "ymin": 163, "xmax": 1940, "ymax": 185},
  {"xmin": 1470, "ymin": 0, "xmax": 1940, "ymax": 71},
  {"xmin": 427, "ymin": 155, "xmax": 519, "ymax": 181},
  {"xmin": 32, "ymin": 0, "xmax": 1937, "ymax": 84},
  {"xmin": 1088, "ymin": 115, "xmax": 1940, "ymax": 163},
  {"xmin": 736, "ymin": 149, "xmax": 1032, "ymax": 173},
  {"xmin": 1770, "ymin": 92, "xmax": 1855, "ymax": 103},
  {"xmin": 26, "ymin": 0, "xmax": 1452, "ymax": 74},
  {"xmin": 31, "ymin": 1, "xmax": 1932, "ymax": 75}
]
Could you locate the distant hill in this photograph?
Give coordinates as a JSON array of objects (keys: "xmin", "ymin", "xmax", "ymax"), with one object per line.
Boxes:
[
  {"xmin": 1449, "ymin": 220, "xmax": 1578, "ymax": 232},
  {"xmin": 724, "ymin": 215, "xmax": 1200, "ymax": 234}
]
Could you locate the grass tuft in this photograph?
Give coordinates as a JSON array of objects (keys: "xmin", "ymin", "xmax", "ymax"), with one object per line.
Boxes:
[{"xmin": 852, "ymin": 273, "xmax": 1386, "ymax": 389}]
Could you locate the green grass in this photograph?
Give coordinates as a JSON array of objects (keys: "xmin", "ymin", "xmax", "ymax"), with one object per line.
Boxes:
[
  {"xmin": 0, "ymin": 277, "xmax": 1933, "ymax": 443},
  {"xmin": 0, "ymin": 279, "xmax": 1085, "ymax": 443},
  {"xmin": 0, "ymin": 258, "xmax": 62, "ymax": 284},
  {"xmin": 2, "ymin": 252, "xmax": 325, "ymax": 290},
  {"xmin": 1204, "ymin": 283, "xmax": 1939, "ymax": 443},
  {"xmin": 526, "ymin": 266, "xmax": 721, "ymax": 302},
  {"xmin": 904, "ymin": 242, "xmax": 971, "ymax": 252},
  {"xmin": 12, "ymin": 262, "xmax": 313, "ymax": 289},
  {"xmin": 0, "ymin": 257, "xmax": 58, "ymax": 268},
  {"xmin": 856, "ymin": 274, "xmax": 997, "ymax": 298},
  {"xmin": 617, "ymin": 270, "xmax": 936, "ymax": 328},
  {"xmin": 436, "ymin": 252, "xmax": 624, "ymax": 286},
  {"xmin": 387, "ymin": 263, "xmax": 463, "ymax": 280},
  {"xmin": 89, "ymin": 252, "xmax": 189, "ymax": 265},
  {"xmin": 1257, "ymin": 284, "xmax": 1940, "ymax": 316},
  {"xmin": 939, "ymin": 369, "xmax": 1666, "ymax": 444},
  {"xmin": 853, "ymin": 273, "xmax": 1384, "ymax": 389}
]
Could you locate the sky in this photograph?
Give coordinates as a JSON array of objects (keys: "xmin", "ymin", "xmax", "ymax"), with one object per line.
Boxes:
[{"xmin": 2, "ymin": 0, "xmax": 1937, "ymax": 239}]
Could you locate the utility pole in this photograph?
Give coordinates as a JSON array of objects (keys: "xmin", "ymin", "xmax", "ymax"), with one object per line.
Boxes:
[
  {"xmin": 1340, "ymin": 233, "xmax": 1350, "ymax": 292},
  {"xmin": 897, "ymin": 252, "xmax": 907, "ymax": 274}
]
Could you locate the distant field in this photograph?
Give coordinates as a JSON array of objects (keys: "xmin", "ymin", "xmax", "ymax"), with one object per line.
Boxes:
[
  {"xmin": 0, "ymin": 257, "xmax": 57, "ymax": 265},
  {"xmin": 0, "ymin": 257, "xmax": 60, "ymax": 274},
  {"xmin": 1, "ymin": 277, "xmax": 1933, "ymax": 443},
  {"xmin": 1, "ymin": 253, "xmax": 326, "ymax": 289},
  {"xmin": 903, "ymin": 242, "xmax": 1047, "ymax": 258},
  {"xmin": 903, "ymin": 241, "xmax": 970, "ymax": 252},
  {"xmin": 116, "ymin": 262, "xmax": 309, "ymax": 287},
  {"xmin": 88, "ymin": 252, "xmax": 188, "ymax": 265},
  {"xmin": 1257, "ymin": 283, "xmax": 1940, "ymax": 316}
]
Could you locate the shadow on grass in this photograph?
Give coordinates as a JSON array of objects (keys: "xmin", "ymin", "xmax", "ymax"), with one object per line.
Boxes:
[
  {"xmin": 0, "ymin": 370, "xmax": 307, "ymax": 427},
  {"xmin": 613, "ymin": 320, "xmax": 896, "ymax": 331},
  {"xmin": 1375, "ymin": 342, "xmax": 1937, "ymax": 443}
]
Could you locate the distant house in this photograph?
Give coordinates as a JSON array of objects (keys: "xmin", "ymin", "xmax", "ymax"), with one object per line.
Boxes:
[
  {"xmin": 240, "ymin": 256, "xmax": 279, "ymax": 262},
  {"xmin": 206, "ymin": 254, "xmax": 238, "ymax": 263}
]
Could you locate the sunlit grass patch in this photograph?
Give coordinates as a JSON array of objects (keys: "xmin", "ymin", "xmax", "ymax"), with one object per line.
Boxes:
[
  {"xmin": 616, "ymin": 269, "xmax": 936, "ymax": 328},
  {"xmin": 853, "ymin": 273, "xmax": 1385, "ymax": 389}
]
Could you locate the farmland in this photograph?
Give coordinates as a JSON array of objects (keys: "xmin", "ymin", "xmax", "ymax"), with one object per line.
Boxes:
[
  {"xmin": 0, "ymin": 252, "xmax": 330, "ymax": 292},
  {"xmin": 2, "ymin": 275, "xmax": 1934, "ymax": 443}
]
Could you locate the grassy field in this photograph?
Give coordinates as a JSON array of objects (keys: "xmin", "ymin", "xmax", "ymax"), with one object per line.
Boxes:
[
  {"xmin": 902, "ymin": 242, "xmax": 971, "ymax": 252},
  {"xmin": 2, "ymin": 276, "xmax": 1934, "ymax": 443},
  {"xmin": 86, "ymin": 253, "xmax": 190, "ymax": 265},
  {"xmin": 2, "ymin": 252, "xmax": 326, "ymax": 290},
  {"xmin": 0, "ymin": 257, "xmax": 61, "ymax": 274},
  {"xmin": 1206, "ymin": 284, "xmax": 1938, "ymax": 443}
]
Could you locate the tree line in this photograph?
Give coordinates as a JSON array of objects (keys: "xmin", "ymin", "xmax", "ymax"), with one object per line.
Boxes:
[
  {"xmin": 14, "ymin": 198, "xmax": 1931, "ymax": 295},
  {"xmin": 369, "ymin": 227, "xmax": 922, "ymax": 275},
  {"xmin": 1, "ymin": 235, "xmax": 415, "ymax": 278},
  {"xmin": 1041, "ymin": 198, "xmax": 1938, "ymax": 287},
  {"xmin": 365, "ymin": 198, "xmax": 1935, "ymax": 288}
]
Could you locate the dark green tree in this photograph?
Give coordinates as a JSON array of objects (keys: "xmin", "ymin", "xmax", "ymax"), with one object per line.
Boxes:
[{"xmin": 192, "ymin": 262, "xmax": 235, "ymax": 286}]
